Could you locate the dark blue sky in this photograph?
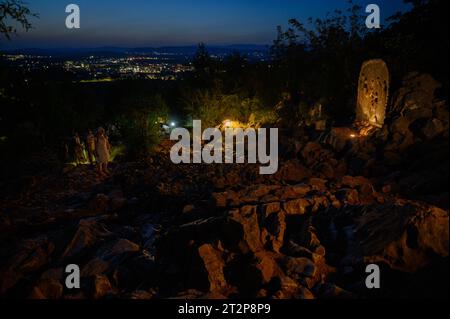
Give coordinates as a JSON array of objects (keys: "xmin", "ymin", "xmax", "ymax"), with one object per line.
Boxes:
[{"xmin": 2, "ymin": 0, "xmax": 411, "ymax": 49}]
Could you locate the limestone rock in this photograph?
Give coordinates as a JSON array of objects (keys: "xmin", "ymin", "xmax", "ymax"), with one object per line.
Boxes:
[
  {"xmin": 88, "ymin": 194, "xmax": 110, "ymax": 213},
  {"xmin": 393, "ymin": 73, "xmax": 441, "ymax": 113},
  {"xmin": 261, "ymin": 202, "xmax": 281, "ymax": 218},
  {"xmin": 108, "ymin": 190, "xmax": 126, "ymax": 211},
  {"xmin": 422, "ymin": 118, "xmax": 445, "ymax": 139},
  {"xmin": 212, "ymin": 192, "xmax": 227, "ymax": 208},
  {"xmin": 275, "ymin": 160, "xmax": 311, "ymax": 182},
  {"xmin": 309, "ymin": 178, "xmax": 328, "ymax": 192},
  {"xmin": 93, "ymin": 274, "xmax": 115, "ymax": 299},
  {"xmin": 96, "ymin": 238, "xmax": 140, "ymax": 262},
  {"xmin": 281, "ymin": 257, "xmax": 317, "ymax": 279},
  {"xmin": 82, "ymin": 258, "xmax": 110, "ymax": 277},
  {"xmin": 335, "ymin": 189, "xmax": 359, "ymax": 205},
  {"xmin": 291, "ymin": 184, "xmax": 312, "ymax": 197},
  {"xmin": 283, "ymin": 198, "xmax": 311, "ymax": 215},
  {"xmin": 127, "ymin": 290, "xmax": 156, "ymax": 299},
  {"xmin": 262, "ymin": 211, "xmax": 286, "ymax": 252},
  {"xmin": 29, "ymin": 278, "xmax": 63, "ymax": 299},
  {"xmin": 197, "ymin": 244, "xmax": 227, "ymax": 292},
  {"xmin": 62, "ymin": 217, "xmax": 112, "ymax": 260},
  {"xmin": 254, "ymin": 252, "xmax": 278, "ymax": 284},
  {"xmin": 0, "ymin": 236, "xmax": 55, "ymax": 294},
  {"xmin": 356, "ymin": 201, "xmax": 449, "ymax": 273},
  {"xmin": 223, "ymin": 206, "xmax": 262, "ymax": 253}
]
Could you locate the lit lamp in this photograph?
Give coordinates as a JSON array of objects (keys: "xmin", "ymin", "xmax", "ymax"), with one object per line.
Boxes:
[
  {"xmin": 170, "ymin": 122, "xmax": 176, "ymax": 127},
  {"xmin": 223, "ymin": 120, "xmax": 233, "ymax": 128}
]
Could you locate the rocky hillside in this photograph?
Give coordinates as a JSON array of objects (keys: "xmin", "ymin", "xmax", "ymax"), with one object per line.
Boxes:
[{"xmin": 0, "ymin": 73, "xmax": 448, "ymax": 299}]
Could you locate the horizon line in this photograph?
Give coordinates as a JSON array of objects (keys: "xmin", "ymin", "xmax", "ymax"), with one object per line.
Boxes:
[{"xmin": 1, "ymin": 43, "xmax": 272, "ymax": 51}]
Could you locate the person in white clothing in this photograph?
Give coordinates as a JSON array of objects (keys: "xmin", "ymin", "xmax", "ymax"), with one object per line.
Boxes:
[
  {"xmin": 95, "ymin": 127, "xmax": 111, "ymax": 177},
  {"xmin": 86, "ymin": 130, "xmax": 96, "ymax": 165}
]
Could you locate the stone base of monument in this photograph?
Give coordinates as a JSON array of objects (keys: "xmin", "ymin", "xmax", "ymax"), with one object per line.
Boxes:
[{"xmin": 353, "ymin": 120, "xmax": 379, "ymax": 137}]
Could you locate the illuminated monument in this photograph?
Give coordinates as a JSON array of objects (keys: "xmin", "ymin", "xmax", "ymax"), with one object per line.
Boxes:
[{"xmin": 356, "ymin": 59, "xmax": 389, "ymax": 128}]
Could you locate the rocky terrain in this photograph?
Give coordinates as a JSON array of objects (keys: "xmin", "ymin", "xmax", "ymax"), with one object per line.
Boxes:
[{"xmin": 0, "ymin": 73, "xmax": 448, "ymax": 299}]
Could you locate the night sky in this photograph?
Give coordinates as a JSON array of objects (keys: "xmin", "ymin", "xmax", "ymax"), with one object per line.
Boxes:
[{"xmin": 2, "ymin": 0, "xmax": 411, "ymax": 49}]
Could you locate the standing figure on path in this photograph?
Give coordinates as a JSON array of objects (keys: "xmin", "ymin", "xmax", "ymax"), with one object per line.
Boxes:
[
  {"xmin": 95, "ymin": 127, "xmax": 111, "ymax": 177},
  {"xmin": 58, "ymin": 138, "xmax": 70, "ymax": 164},
  {"xmin": 73, "ymin": 132, "xmax": 85, "ymax": 165},
  {"xmin": 86, "ymin": 130, "xmax": 96, "ymax": 165}
]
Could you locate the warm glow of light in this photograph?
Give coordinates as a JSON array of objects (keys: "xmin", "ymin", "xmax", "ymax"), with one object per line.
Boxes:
[
  {"xmin": 223, "ymin": 120, "xmax": 233, "ymax": 128},
  {"xmin": 350, "ymin": 134, "xmax": 357, "ymax": 138}
]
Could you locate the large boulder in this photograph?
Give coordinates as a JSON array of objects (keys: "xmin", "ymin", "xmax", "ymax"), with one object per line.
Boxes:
[
  {"xmin": 0, "ymin": 236, "xmax": 55, "ymax": 295},
  {"xmin": 196, "ymin": 244, "xmax": 227, "ymax": 293},
  {"xmin": 92, "ymin": 274, "xmax": 116, "ymax": 299},
  {"xmin": 88, "ymin": 194, "xmax": 110, "ymax": 214},
  {"xmin": 281, "ymin": 257, "xmax": 317, "ymax": 279},
  {"xmin": 422, "ymin": 118, "xmax": 446, "ymax": 139},
  {"xmin": 283, "ymin": 198, "xmax": 311, "ymax": 215},
  {"xmin": 96, "ymin": 238, "xmax": 140, "ymax": 262},
  {"xmin": 61, "ymin": 217, "xmax": 112, "ymax": 260},
  {"xmin": 222, "ymin": 206, "xmax": 262, "ymax": 254},
  {"xmin": 355, "ymin": 200, "xmax": 449, "ymax": 273},
  {"xmin": 275, "ymin": 160, "xmax": 311, "ymax": 182},
  {"xmin": 261, "ymin": 211, "xmax": 286, "ymax": 253},
  {"xmin": 29, "ymin": 278, "xmax": 64, "ymax": 299},
  {"xmin": 29, "ymin": 268, "xmax": 65, "ymax": 299},
  {"xmin": 392, "ymin": 73, "xmax": 441, "ymax": 113}
]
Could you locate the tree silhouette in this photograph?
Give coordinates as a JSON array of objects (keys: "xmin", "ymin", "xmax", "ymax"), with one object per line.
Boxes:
[
  {"xmin": 0, "ymin": 0, "xmax": 36, "ymax": 39},
  {"xmin": 192, "ymin": 42, "xmax": 217, "ymax": 86}
]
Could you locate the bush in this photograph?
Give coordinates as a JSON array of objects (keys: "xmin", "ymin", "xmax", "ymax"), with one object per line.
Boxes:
[
  {"xmin": 117, "ymin": 95, "xmax": 169, "ymax": 159},
  {"xmin": 184, "ymin": 91, "xmax": 275, "ymax": 127},
  {"xmin": 118, "ymin": 109, "xmax": 162, "ymax": 159}
]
